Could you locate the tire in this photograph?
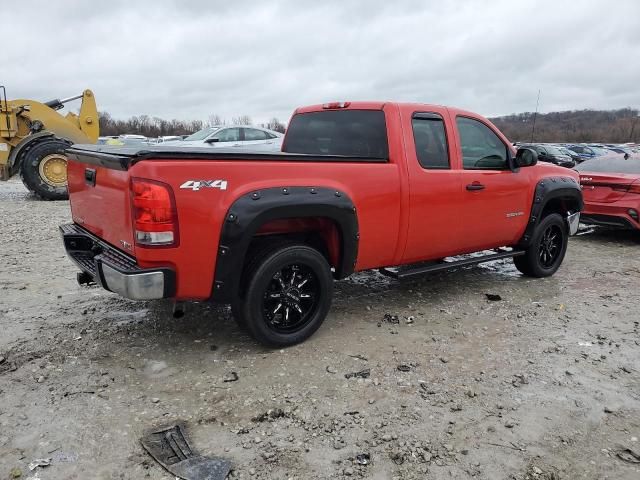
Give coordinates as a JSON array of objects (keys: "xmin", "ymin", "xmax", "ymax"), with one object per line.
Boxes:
[
  {"xmin": 231, "ymin": 237, "xmax": 295, "ymax": 330},
  {"xmin": 19, "ymin": 139, "xmax": 70, "ymax": 200},
  {"xmin": 514, "ymin": 213, "xmax": 568, "ymax": 277},
  {"xmin": 237, "ymin": 243, "xmax": 333, "ymax": 347}
]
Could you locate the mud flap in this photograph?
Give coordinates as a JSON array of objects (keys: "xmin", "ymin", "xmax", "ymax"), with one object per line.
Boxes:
[{"xmin": 140, "ymin": 425, "xmax": 232, "ymax": 480}]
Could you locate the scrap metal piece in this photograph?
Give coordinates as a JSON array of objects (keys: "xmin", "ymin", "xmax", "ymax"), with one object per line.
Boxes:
[{"xmin": 140, "ymin": 425, "xmax": 231, "ymax": 480}]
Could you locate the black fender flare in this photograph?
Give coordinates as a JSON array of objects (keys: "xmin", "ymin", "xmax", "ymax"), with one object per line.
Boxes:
[
  {"xmin": 519, "ymin": 176, "xmax": 583, "ymax": 247},
  {"xmin": 8, "ymin": 132, "xmax": 68, "ymax": 177},
  {"xmin": 210, "ymin": 186, "xmax": 359, "ymax": 303}
]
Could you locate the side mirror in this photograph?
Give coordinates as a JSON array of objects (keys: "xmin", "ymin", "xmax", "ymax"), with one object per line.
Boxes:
[
  {"xmin": 515, "ymin": 147, "xmax": 538, "ymax": 167},
  {"xmin": 205, "ymin": 138, "xmax": 220, "ymax": 144}
]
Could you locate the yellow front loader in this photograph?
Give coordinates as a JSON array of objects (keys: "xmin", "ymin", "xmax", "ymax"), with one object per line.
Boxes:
[{"xmin": 0, "ymin": 86, "xmax": 99, "ymax": 200}]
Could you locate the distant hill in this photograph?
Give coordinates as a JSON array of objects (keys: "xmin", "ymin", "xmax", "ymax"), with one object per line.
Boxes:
[{"xmin": 489, "ymin": 108, "xmax": 640, "ymax": 144}]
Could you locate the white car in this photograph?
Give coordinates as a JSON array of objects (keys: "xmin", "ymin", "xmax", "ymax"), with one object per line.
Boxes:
[
  {"xmin": 154, "ymin": 136, "xmax": 183, "ymax": 144},
  {"xmin": 164, "ymin": 125, "xmax": 283, "ymax": 151}
]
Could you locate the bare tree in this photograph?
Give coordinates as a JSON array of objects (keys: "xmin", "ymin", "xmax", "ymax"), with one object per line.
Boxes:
[
  {"xmin": 265, "ymin": 117, "xmax": 286, "ymax": 133},
  {"xmin": 232, "ymin": 115, "xmax": 252, "ymax": 125},
  {"xmin": 207, "ymin": 113, "xmax": 225, "ymax": 127}
]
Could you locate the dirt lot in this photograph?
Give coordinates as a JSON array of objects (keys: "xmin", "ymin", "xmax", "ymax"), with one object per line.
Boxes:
[{"xmin": 1, "ymin": 177, "xmax": 639, "ymax": 480}]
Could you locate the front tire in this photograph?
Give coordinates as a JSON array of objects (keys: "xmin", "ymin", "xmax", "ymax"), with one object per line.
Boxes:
[
  {"xmin": 19, "ymin": 139, "xmax": 70, "ymax": 200},
  {"xmin": 514, "ymin": 213, "xmax": 568, "ymax": 277},
  {"xmin": 237, "ymin": 244, "xmax": 333, "ymax": 347}
]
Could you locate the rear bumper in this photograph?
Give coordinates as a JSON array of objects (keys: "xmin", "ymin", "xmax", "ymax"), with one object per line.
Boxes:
[
  {"xmin": 581, "ymin": 201, "xmax": 640, "ymax": 230},
  {"xmin": 580, "ymin": 213, "xmax": 638, "ymax": 230},
  {"xmin": 60, "ymin": 223, "xmax": 175, "ymax": 300}
]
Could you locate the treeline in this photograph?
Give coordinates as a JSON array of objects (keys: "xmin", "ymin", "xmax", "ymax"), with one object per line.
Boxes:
[
  {"xmin": 490, "ymin": 108, "xmax": 640, "ymax": 143},
  {"xmin": 98, "ymin": 112, "xmax": 287, "ymax": 137},
  {"xmin": 98, "ymin": 108, "xmax": 640, "ymax": 143}
]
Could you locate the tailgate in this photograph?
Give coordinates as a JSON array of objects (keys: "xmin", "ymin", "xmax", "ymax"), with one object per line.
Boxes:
[{"xmin": 66, "ymin": 148, "xmax": 135, "ymax": 255}]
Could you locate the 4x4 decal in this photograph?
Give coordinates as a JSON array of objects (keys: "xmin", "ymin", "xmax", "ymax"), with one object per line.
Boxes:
[{"xmin": 180, "ymin": 180, "xmax": 228, "ymax": 191}]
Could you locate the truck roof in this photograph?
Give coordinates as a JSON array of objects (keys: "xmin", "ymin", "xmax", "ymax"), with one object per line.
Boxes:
[{"xmin": 294, "ymin": 101, "xmax": 483, "ymax": 119}]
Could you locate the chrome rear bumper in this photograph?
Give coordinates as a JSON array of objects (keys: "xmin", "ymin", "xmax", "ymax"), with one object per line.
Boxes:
[{"xmin": 60, "ymin": 223, "xmax": 174, "ymax": 300}]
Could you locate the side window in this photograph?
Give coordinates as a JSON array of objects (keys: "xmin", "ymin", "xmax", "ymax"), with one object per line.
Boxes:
[
  {"xmin": 456, "ymin": 117, "xmax": 508, "ymax": 170},
  {"xmin": 211, "ymin": 128, "xmax": 241, "ymax": 142},
  {"xmin": 411, "ymin": 113, "xmax": 449, "ymax": 169},
  {"xmin": 244, "ymin": 128, "xmax": 269, "ymax": 141}
]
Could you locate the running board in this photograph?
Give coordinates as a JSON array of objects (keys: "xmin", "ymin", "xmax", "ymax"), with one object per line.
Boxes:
[{"xmin": 379, "ymin": 249, "xmax": 525, "ymax": 280}]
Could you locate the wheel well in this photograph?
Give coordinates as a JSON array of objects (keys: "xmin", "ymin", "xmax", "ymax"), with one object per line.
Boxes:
[
  {"xmin": 249, "ymin": 217, "xmax": 342, "ymax": 272},
  {"xmin": 541, "ymin": 196, "xmax": 581, "ymax": 219}
]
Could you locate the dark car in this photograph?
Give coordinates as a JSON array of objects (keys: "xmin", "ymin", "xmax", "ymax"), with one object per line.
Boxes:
[
  {"xmin": 557, "ymin": 146, "xmax": 583, "ymax": 163},
  {"xmin": 520, "ymin": 144, "xmax": 575, "ymax": 168},
  {"xmin": 564, "ymin": 144, "xmax": 609, "ymax": 161}
]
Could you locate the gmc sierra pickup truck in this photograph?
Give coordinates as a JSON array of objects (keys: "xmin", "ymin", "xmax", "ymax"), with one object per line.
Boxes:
[{"xmin": 61, "ymin": 101, "xmax": 583, "ymax": 346}]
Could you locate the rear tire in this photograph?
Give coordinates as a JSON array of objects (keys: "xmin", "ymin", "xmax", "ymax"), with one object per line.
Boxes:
[
  {"xmin": 19, "ymin": 139, "xmax": 70, "ymax": 200},
  {"xmin": 237, "ymin": 243, "xmax": 333, "ymax": 347},
  {"xmin": 514, "ymin": 213, "xmax": 568, "ymax": 277}
]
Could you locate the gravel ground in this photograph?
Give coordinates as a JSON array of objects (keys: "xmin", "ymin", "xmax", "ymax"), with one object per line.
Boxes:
[{"xmin": 1, "ymin": 177, "xmax": 639, "ymax": 480}]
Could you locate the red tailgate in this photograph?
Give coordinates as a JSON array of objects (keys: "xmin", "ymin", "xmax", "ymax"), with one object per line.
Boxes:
[{"xmin": 66, "ymin": 159, "xmax": 136, "ymax": 255}]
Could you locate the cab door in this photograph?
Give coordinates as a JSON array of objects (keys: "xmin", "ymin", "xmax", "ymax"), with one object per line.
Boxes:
[
  {"xmin": 401, "ymin": 110, "xmax": 466, "ymax": 264},
  {"xmin": 451, "ymin": 115, "xmax": 531, "ymax": 252}
]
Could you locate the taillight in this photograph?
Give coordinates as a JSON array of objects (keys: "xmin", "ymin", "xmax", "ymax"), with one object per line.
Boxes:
[
  {"xmin": 612, "ymin": 183, "xmax": 640, "ymax": 194},
  {"xmin": 628, "ymin": 183, "xmax": 640, "ymax": 195},
  {"xmin": 130, "ymin": 177, "xmax": 179, "ymax": 247}
]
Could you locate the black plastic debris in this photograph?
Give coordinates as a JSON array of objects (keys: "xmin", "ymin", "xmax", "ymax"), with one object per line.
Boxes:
[
  {"xmin": 356, "ymin": 453, "xmax": 371, "ymax": 465},
  {"xmin": 344, "ymin": 368, "xmax": 370, "ymax": 379},
  {"xmin": 485, "ymin": 293, "xmax": 502, "ymax": 301},
  {"xmin": 223, "ymin": 371, "xmax": 239, "ymax": 382},
  {"xmin": 140, "ymin": 425, "xmax": 232, "ymax": 480}
]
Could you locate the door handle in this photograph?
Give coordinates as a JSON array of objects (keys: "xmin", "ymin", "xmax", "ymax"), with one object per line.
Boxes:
[{"xmin": 466, "ymin": 182, "xmax": 485, "ymax": 191}]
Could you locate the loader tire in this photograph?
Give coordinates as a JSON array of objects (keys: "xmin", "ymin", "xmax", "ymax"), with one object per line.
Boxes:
[{"xmin": 20, "ymin": 139, "xmax": 70, "ymax": 200}]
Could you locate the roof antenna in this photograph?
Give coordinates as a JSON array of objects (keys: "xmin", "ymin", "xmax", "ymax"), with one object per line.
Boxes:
[{"xmin": 530, "ymin": 89, "xmax": 541, "ymax": 143}]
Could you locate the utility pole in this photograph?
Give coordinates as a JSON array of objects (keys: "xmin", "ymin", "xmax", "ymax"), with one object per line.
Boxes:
[
  {"xmin": 630, "ymin": 111, "xmax": 640, "ymax": 142},
  {"xmin": 530, "ymin": 89, "xmax": 540, "ymax": 143}
]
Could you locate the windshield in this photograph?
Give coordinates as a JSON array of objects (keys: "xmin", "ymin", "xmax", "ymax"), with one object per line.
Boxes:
[
  {"xmin": 544, "ymin": 146, "xmax": 564, "ymax": 155},
  {"xmin": 575, "ymin": 157, "xmax": 640, "ymax": 174},
  {"xmin": 591, "ymin": 147, "xmax": 609, "ymax": 156},
  {"xmin": 184, "ymin": 127, "xmax": 221, "ymax": 141}
]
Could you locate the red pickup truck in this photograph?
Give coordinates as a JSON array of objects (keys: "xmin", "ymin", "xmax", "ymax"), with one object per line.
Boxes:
[{"xmin": 61, "ymin": 102, "xmax": 582, "ymax": 346}]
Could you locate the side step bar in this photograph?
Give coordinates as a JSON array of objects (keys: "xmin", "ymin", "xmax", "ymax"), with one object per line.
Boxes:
[{"xmin": 379, "ymin": 249, "xmax": 525, "ymax": 280}]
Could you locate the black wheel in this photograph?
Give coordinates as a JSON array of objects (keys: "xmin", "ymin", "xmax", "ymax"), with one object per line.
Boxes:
[
  {"xmin": 237, "ymin": 244, "xmax": 333, "ymax": 347},
  {"xmin": 514, "ymin": 213, "xmax": 568, "ymax": 277},
  {"xmin": 19, "ymin": 139, "xmax": 70, "ymax": 200}
]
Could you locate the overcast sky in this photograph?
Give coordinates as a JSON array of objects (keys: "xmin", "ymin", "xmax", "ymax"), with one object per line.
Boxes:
[{"xmin": 4, "ymin": 0, "xmax": 639, "ymax": 124}]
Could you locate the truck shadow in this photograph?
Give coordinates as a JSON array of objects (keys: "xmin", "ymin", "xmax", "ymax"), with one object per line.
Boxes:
[{"xmin": 99, "ymin": 256, "xmax": 551, "ymax": 356}]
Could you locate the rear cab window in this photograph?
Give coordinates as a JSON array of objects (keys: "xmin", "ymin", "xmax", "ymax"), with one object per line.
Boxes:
[
  {"xmin": 411, "ymin": 113, "xmax": 450, "ymax": 169},
  {"xmin": 282, "ymin": 110, "xmax": 389, "ymax": 159}
]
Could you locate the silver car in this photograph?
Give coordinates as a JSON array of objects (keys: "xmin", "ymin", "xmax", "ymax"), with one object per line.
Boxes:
[{"xmin": 164, "ymin": 125, "xmax": 283, "ymax": 151}]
